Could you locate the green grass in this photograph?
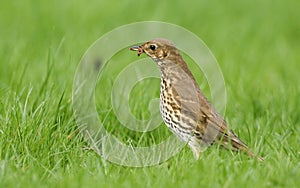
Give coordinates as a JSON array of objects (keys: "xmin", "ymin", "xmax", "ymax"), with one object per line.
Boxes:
[{"xmin": 1, "ymin": 0, "xmax": 300, "ymax": 187}]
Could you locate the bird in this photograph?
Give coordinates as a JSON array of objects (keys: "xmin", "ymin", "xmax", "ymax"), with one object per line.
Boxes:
[{"xmin": 129, "ymin": 38, "xmax": 263, "ymax": 161}]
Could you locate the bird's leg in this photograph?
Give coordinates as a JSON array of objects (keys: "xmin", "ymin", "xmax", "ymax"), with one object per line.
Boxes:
[{"xmin": 188, "ymin": 142, "xmax": 201, "ymax": 160}]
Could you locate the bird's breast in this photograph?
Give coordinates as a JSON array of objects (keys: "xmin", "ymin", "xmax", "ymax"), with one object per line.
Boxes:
[{"xmin": 159, "ymin": 78, "xmax": 197, "ymax": 142}]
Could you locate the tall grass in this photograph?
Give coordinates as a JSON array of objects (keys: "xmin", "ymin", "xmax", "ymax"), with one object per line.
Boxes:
[{"xmin": 0, "ymin": 0, "xmax": 299, "ymax": 187}]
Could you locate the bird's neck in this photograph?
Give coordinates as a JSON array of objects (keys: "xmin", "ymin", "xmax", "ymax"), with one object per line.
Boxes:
[{"xmin": 158, "ymin": 56, "xmax": 197, "ymax": 84}]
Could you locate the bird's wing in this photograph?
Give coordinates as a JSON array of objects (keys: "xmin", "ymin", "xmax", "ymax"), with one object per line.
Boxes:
[{"xmin": 196, "ymin": 91, "xmax": 249, "ymax": 149}]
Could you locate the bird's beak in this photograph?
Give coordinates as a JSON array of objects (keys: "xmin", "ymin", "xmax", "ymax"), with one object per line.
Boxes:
[{"xmin": 129, "ymin": 45, "xmax": 144, "ymax": 56}]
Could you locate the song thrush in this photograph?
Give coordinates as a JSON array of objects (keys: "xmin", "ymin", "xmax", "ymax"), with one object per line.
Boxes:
[{"xmin": 130, "ymin": 38, "xmax": 263, "ymax": 161}]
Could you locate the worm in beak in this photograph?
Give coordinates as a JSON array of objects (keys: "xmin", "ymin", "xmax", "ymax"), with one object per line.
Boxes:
[{"xmin": 129, "ymin": 45, "xmax": 144, "ymax": 56}]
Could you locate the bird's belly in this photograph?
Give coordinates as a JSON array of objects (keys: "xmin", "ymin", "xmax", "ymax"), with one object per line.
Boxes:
[{"xmin": 159, "ymin": 94, "xmax": 194, "ymax": 143}]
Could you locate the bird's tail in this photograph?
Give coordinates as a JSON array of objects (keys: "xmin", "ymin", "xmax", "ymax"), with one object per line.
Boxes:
[{"xmin": 222, "ymin": 130, "xmax": 264, "ymax": 161}]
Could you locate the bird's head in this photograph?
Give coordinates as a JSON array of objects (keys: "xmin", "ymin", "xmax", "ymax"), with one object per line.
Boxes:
[{"xmin": 130, "ymin": 38, "xmax": 179, "ymax": 62}]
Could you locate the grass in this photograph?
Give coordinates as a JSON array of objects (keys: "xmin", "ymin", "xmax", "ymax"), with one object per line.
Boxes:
[{"xmin": 0, "ymin": 0, "xmax": 299, "ymax": 187}]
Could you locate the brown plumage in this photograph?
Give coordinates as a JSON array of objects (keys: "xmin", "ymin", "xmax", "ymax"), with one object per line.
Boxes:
[{"xmin": 130, "ymin": 38, "xmax": 263, "ymax": 161}]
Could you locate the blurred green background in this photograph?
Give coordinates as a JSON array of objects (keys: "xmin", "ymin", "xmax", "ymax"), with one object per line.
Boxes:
[{"xmin": 0, "ymin": 0, "xmax": 299, "ymax": 187}]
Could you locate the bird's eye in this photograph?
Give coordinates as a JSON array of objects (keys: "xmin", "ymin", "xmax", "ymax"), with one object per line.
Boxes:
[{"xmin": 149, "ymin": 44, "xmax": 156, "ymax": 51}]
